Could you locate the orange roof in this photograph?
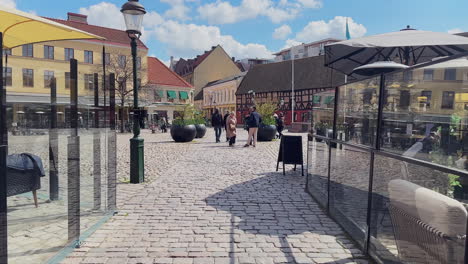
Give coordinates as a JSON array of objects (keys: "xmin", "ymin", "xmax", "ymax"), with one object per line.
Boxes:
[
  {"xmin": 147, "ymin": 57, "xmax": 193, "ymax": 88},
  {"xmin": 46, "ymin": 17, "xmax": 148, "ymax": 50}
]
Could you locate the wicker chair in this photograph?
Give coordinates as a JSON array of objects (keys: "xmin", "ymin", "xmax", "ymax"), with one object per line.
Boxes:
[
  {"xmin": 388, "ymin": 179, "xmax": 467, "ymax": 264},
  {"xmin": 6, "ymin": 153, "xmax": 45, "ymax": 207}
]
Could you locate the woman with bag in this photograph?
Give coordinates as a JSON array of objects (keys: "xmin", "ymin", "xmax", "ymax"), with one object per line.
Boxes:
[{"xmin": 227, "ymin": 111, "xmax": 237, "ymax": 147}]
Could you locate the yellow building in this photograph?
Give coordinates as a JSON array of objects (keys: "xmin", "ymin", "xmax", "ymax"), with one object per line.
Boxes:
[
  {"xmin": 202, "ymin": 73, "xmax": 245, "ymax": 116},
  {"xmin": 3, "ymin": 12, "xmax": 148, "ymax": 129},
  {"xmin": 172, "ymin": 45, "xmax": 242, "ymax": 111}
]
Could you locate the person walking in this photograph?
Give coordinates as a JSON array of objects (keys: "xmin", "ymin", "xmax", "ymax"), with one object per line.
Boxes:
[
  {"xmin": 276, "ymin": 112, "xmax": 285, "ymax": 139},
  {"xmin": 244, "ymin": 106, "xmax": 261, "ymax": 148},
  {"xmin": 212, "ymin": 109, "xmax": 223, "ymax": 143},
  {"xmin": 226, "ymin": 111, "xmax": 237, "ymax": 147},
  {"xmin": 223, "ymin": 111, "xmax": 230, "ymax": 142}
]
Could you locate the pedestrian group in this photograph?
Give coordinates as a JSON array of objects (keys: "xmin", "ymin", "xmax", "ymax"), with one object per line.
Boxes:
[{"xmin": 211, "ymin": 106, "xmax": 285, "ymax": 148}]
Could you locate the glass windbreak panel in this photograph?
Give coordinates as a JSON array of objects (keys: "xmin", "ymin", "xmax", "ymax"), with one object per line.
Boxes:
[
  {"xmin": 77, "ymin": 73, "xmax": 110, "ymax": 235},
  {"xmin": 329, "ymin": 145, "xmax": 371, "ymax": 248},
  {"xmin": 7, "ymin": 68, "xmax": 69, "ymax": 263},
  {"xmin": 370, "ymin": 154, "xmax": 467, "ymax": 263},
  {"xmin": 311, "ymin": 89, "xmax": 335, "ymax": 138},
  {"xmin": 381, "ymin": 58, "xmax": 468, "ymax": 174},
  {"xmin": 307, "ymin": 138, "xmax": 329, "ymax": 207},
  {"xmin": 337, "ymin": 77, "xmax": 380, "ymax": 146}
]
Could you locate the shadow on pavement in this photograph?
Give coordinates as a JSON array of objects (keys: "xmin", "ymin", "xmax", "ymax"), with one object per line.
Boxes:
[{"xmin": 205, "ymin": 171, "xmax": 364, "ymax": 263}]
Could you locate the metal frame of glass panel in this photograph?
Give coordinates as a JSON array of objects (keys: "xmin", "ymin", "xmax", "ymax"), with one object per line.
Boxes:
[{"xmin": 307, "ymin": 52, "xmax": 468, "ymax": 263}]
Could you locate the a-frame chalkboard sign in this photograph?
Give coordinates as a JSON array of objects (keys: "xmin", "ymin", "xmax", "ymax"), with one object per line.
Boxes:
[{"xmin": 276, "ymin": 135, "xmax": 304, "ymax": 176}]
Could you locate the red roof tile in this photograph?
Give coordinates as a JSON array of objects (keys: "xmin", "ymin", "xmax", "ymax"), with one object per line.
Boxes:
[
  {"xmin": 45, "ymin": 17, "xmax": 148, "ymax": 50},
  {"xmin": 147, "ymin": 57, "xmax": 193, "ymax": 88}
]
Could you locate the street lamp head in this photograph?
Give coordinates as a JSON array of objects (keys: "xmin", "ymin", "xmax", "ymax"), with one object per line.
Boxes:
[{"xmin": 121, "ymin": 0, "xmax": 146, "ymax": 36}]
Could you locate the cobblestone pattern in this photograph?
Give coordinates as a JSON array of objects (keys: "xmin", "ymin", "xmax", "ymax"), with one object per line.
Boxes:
[{"xmin": 62, "ymin": 129, "xmax": 368, "ymax": 264}]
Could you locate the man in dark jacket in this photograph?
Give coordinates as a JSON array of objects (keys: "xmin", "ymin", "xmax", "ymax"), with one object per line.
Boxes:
[
  {"xmin": 223, "ymin": 111, "xmax": 230, "ymax": 142},
  {"xmin": 211, "ymin": 109, "xmax": 223, "ymax": 143},
  {"xmin": 244, "ymin": 106, "xmax": 262, "ymax": 147}
]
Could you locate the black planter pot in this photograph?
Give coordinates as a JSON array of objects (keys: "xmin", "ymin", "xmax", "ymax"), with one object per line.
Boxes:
[
  {"xmin": 195, "ymin": 124, "xmax": 207, "ymax": 138},
  {"xmin": 170, "ymin": 125, "xmax": 197, "ymax": 142},
  {"xmin": 315, "ymin": 128, "xmax": 326, "ymax": 142},
  {"xmin": 258, "ymin": 124, "xmax": 277, "ymax": 141}
]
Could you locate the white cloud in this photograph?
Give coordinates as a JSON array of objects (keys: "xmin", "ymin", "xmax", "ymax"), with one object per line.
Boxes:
[
  {"xmin": 198, "ymin": 0, "xmax": 299, "ymax": 24},
  {"xmin": 273, "ymin": 25, "xmax": 292, "ymax": 40},
  {"xmin": 160, "ymin": 0, "xmax": 191, "ymax": 21},
  {"xmin": 0, "ymin": 0, "xmax": 16, "ymax": 8},
  {"xmin": 448, "ymin": 28, "xmax": 463, "ymax": 34},
  {"xmin": 79, "ymin": 2, "xmax": 273, "ymax": 61},
  {"xmin": 294, "ymin": 16, "xmax": 366, "ymax": 43},
  {"xmin": 149, "ymin": 20, "xmax": 273, "ymax": 60},
  {"xmin": 282, "ymin": 39, "xmax": 302, "ymax": 49},
  {"xmin": 296, "ymin": 0, "xmax": 322, "ymax": 8},
  {"xmin": 80, "ymin": 2, "xmax": 163, "ymax": 31},
  {"xmin": 79, "ymin": 2, "xmax": 126, "ymax": 30}
]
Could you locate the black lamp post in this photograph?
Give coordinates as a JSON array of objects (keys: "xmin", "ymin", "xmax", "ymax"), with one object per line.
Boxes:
[{"xmin": 121, "ymin": 0, "xmax": 146, "ymax": 184}]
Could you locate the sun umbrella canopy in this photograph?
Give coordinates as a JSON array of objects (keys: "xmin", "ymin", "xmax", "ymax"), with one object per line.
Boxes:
[
  {"xmin": 325, "ymin": 28, "xmax": 468, "ymax": 76},
  {"xmin": 0, "ymin": 6, "xmax": 104, "ymax": 49},
  {"xmin": 352, "ymin": 61, "xmax": 409, "ymax": 76}
]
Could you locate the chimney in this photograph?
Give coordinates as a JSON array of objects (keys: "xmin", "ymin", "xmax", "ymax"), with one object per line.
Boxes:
[
  {"xmin": 232, "ymin": 57, "xmax": 235, "ymax": 62},
  {"xmin": 170, "ymin": 56, "xmax": 174, "ymax": 69},
  {"xmin": 67, "ymin": 12, "xmax": 88, "ymax": 24}
]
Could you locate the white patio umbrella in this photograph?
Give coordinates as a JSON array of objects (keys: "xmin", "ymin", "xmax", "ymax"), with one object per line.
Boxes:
[{"xmin": 325, "ymin": 26, "xmax": 468, "ymax": 76}]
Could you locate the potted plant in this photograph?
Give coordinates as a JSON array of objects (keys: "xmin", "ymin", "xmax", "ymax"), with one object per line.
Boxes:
[
  {"xmin": 170, "ymin": 105, "xmax": 197, "ymax": 142},
  {"xmin": 194, "ymin": 110, "xmax": 207, "ymax": 138},
  {"xmin": 314, "ymin": 122, "xmax": 328, "ymax": 142},
  {"xmin": 257, "ymin": 103, "xmax": 277, "ymax": 141}
]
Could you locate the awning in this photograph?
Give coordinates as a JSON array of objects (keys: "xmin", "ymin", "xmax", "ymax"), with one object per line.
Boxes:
[
  {"xmin": 0, "ymin": 6, "xmax": 104, "ymax": 49},
  {"xmin": 155, "ymin": 90, "xmax": 164, "ymax": 98},
  {"xmin": 324, "ymin": 96, "xmax": 334, "ymax": 104},
  {"xmin": 179, "ymin": 91, "xmax": 189, "ymax": 100},
  {"xmin": 167, "ymin": 90, "xmax": 177, "ymax": 99},
  {"xmin": 313, "ymin": 95, "xmax": 321, "ymax": 104}
]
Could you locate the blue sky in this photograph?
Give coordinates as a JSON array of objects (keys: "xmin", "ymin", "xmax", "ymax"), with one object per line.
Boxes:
[{"xmin": 4, "ymin": 0, "xmax": 468, "ymax": 63}]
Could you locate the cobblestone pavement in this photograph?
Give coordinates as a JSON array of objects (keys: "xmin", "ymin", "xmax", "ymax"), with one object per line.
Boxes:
[{"xmin": 62, "ymin": 129, "xmax": 368, "ymax": 264}]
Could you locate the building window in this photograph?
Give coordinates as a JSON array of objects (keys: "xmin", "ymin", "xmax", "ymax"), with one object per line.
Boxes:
[
  {"xmin": 65, "ymin": 72, "xmax": 71, "ymax": 89},
  {"xmin": 399, "ymin": 90, "xmax": 410, "ymax": 108},
  {"xmin": 3, "ymin": 49, "xmax": 11, "ymax": 56},
  {"xmin": 22, "ymin": 44, "xmax": 33, "ymax": 57},
  {"xmin": 420, "ymin": 90, "xmax": 432, "ymax": 109},
  {"xmin": 84, "ymin": 50, "xmax": 93, "ymax": 64},
  {"xmin": 403, "ymin": 71, "xmax": 413, "ymax": 82},
  {"xmin": 137, "ymin": 57, "xmax": 141, "ymax": 69},
  {"xmin": 84, "ymin": 74, "xmax": 94, "ymax": 90},
  {"xmin": 444, "ymin": 68, "xmax": 457, "ymax": 80},
  {"xmin": 44, "ymin": 70, "xmax": 54, "ymax": 88},
  {"xmin": 44, "ymin": 45, "xmax": 54, "ymax": 60},
  {"xmin": 22, "ymin": 69, "xmax": 34, "ymax": 87},
  {"xmin": 423, "ymin": 69, "xmax": 434, "ymax": 81},
  {"xmin": 3, "ymin": 67, "xmax": 12, "ymax": 86},
  {"xmin": 105, "ymin": 53, "xmax": 110, "ymax": 65},
  {"xmin": 118, "ymin": 55, "xmax": 126, "ymax": 68},
  {"xmin": 65, "ymin": 48, "xmax": 74, "ymax": 61},
  {"xmin": 441, "ymin": 91, "xmax": 455, "ymax": 109}
]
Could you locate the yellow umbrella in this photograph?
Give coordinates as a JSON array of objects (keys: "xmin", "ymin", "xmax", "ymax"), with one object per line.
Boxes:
[{"xmin": 0, "ymin": 6, "xmax": 105, "ymax": 49}]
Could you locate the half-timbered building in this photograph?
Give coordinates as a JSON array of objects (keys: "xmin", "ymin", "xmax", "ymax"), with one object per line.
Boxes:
[{"xmin": 236, "ymin": 55, "xmax": 346, "ymax": 125}]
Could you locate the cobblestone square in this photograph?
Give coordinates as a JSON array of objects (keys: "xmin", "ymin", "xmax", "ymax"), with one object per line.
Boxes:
[{"xmin": 61, "ymin": 129, "xmax": 368, "ymax": 264}]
